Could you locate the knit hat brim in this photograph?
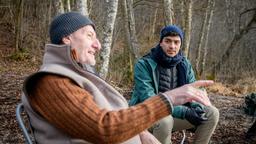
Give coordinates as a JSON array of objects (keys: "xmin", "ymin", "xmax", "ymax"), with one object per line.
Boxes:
[{"xmin": 160, "ymin": 25, "xmax": 184, "ymax": 43}]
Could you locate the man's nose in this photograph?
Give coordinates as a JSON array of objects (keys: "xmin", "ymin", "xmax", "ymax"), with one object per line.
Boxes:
[
  {"xmin": 168, "ymin": 42, "xmax": 175, "ymax": 49},
  {"xmin": 92, "ymin": 39, "xmax": 101, "ymax": 51}
]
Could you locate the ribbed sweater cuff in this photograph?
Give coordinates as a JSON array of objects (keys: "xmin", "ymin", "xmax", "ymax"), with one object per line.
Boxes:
[{"xmin": 158, "ymin": 93, "xmax": 174, "ymax": 114}]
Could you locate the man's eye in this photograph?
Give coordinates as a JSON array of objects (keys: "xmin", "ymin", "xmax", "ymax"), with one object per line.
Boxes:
[
  {"xmin": 165, "ymin": 40, "xmax": 170, "ymax": 43},
  {"xmin": 87, "ymin": 34, "xmax": 93, "ymax": 38}
]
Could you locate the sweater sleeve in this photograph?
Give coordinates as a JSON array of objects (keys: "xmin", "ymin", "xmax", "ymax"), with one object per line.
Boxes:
[{"xmin": 27, "ymin": 74, "xmax": 172, "ymax": 144}]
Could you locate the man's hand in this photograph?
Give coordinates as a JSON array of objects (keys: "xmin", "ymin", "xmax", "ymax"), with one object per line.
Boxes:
[
  {"xmin": 184, "ymin": 106, "xmax": 207, "ymax": 126},
  {"xmin": 139, "ymin": 131, "xmax": 161, "ymax": 144},
  {"xmin": 164, "ymin": 80, "xmax": 213, "ymax": 106}
]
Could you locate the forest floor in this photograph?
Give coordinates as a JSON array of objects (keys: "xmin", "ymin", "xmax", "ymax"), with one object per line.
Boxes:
[{"xmin": 0, "ymin": 25, "xmax": 255, "ymax": 144}]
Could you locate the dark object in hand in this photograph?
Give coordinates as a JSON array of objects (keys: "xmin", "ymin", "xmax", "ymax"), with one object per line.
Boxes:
[{"xmin": 184, "ymin": 103, "xmax": 208, "ymax": 126}]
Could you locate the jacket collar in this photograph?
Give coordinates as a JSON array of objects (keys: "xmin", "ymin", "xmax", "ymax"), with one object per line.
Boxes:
[{"xmin": 42, "ymin": 44, "xmax": 96, "ymax": 74}]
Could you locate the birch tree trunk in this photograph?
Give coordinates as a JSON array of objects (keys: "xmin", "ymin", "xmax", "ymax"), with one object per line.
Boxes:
[
  {"xmin": 183, "ymin": 0, "xmax": 192, "ymax": 57},
  {"xmin": 99, "ymin": 0, "xmax": 119, "ymax": 79},
  {"xmin": 63, "ymin": 0, "xmax": 71, "ymax": 12},
  {"xmin": 201, "ymin": 0, "xmax": 215, "ymax": 78},
  {"xmin": 122, "ymin": 0, "xmax": 140, "ymax": 81},
  {"xmin": 163, "ymin": 0, "xmax": 173, "ymax": 25},
  {"xmin": 196, "ymin": 0, "xmax": 211, "ymax": 76},
  {"xmin": 126, "ymin": 0, "xmax": 140, "ymax": 59},
  {"xmin": 74, "ymin": 0, "xmax": 88, "ymax": 16},
  {"xmin": 53, "ymin": 0, "xmax": 64, "ymax": 16},
  {"xmin": 87, "ymin": 0, "xmax": 93, "ymax": 15}
]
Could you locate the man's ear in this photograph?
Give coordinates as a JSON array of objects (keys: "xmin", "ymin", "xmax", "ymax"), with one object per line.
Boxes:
[
  {"xmin": 159, "ymin": 41, "xmax": 163, "ymax": 47},
  {"xmin": 62, "ymin": 36, "xmax": 71, "ymax": 45}
]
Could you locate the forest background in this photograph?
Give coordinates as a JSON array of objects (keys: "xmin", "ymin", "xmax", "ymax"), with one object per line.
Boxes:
[{"xmin": 0, "ymin": 0, "xmax": 256, "ymax": 143}]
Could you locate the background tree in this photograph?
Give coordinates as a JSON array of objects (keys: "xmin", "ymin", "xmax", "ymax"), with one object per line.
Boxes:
[
  {"xmin": 52, "ymin": 0, "xmax": 64, "ymax": 16},
  {"xmin": 125, "ymin": 0, "xmax": 140, "ymax": 60},
  {"xmin": 201, "ymin": 0, "xmax": 215, "ymax": 79},
  {"xmin": 182, "ymin": 0, "xmax": 192, "ymax": 57},
  {"xmin": 73, "ymin": 0, "xmax": 88, "ymax": 16},
  {"xmin": 163, "ymin": 0, "xmax": 174, "ymax": 25},
  {"xmin": 15, "ymin": 0, "xmax": 24, "ymax": 52},
  {"xmin": 195, "ymin": 0, "xmax": 215, "ymax": 77},
  {"xmin": 63, "ymin": 0, "xmax": 71, "ymax": 12},
  {"xmin": 99, "ymin": 0, "xmax": 119, "ymax": 79},
  {"xmin": 1, "ymin": 0, "xmax": 256, "ymax": 85},
  {"xmin": 149, "ymin": 8, "xmax": 158, "ymax": 41},
  {"xmin": 122, "ymin": 0, "xmax": 140, "ymax": 82}
]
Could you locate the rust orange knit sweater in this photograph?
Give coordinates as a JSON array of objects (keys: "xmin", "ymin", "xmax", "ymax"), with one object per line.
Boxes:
[{"xmin": 28, "ymin": 74, "xmax": 171, "ymax": 143}]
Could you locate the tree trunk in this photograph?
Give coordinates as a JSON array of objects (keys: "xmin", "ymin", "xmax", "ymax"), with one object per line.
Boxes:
[
  {"xmin": 122, "ymin": 0, "xmax": 140, "ymax": 81},
  {"xmin": 52, "ymin": 0, "xmax": 64, "ymax": 16},
  {"xmin": 46, "ymin": 0, "xmax": 52, "ymax": 41},
  {"xmin": 122, "ymin": 0, "xmax": 133, "ymax": 81},
  {"xmin": 74, "ymin": 0, "xmax": 88, "ymax": 16},
  {"xmin": 15, "ymin": 0, "xmax": 24, "ymax": 52},
  {"xmin": 126, "ymin": 0, "xmax": 140, "ymax": 59},
  {"xmin": 183, "ymin": 0, "xmax": 192, "ymax": 57},
  {"xmin": 87, "ymin": 0, "xmax": 93, "ymax": 15},
  {"xmin": 201, "ymin": 0, "xmax": 215, "ymax": 78},
  {"xmin": 163, "ymin": 0, "xmax": 173, "ymax": 25},
  {"xmin": 150, "ymin": 8, "xmax": 158, "ymax": 41},
  {"xmin": 99, "ymin": 0, "xmax": 119, "ymax": 79},
  {"xmin": 180, "ymin": 0, "xmax": 185, "ymax": 31},
  {"xmin": 63, "ymin": 0, "xmax": 71, "ymax": 12},
  {"xmin": 196, "ymin": 0, "xmax": 211, "ymax": 76}
]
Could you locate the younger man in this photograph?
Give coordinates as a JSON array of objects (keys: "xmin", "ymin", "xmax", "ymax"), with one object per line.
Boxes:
[{"xmin": 130, "ymin": 25, "xmax": 219, "ymax": 144}]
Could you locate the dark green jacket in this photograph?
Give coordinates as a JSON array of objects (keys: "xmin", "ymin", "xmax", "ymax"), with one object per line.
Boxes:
[{"xmin": 129, "ymin": 56, "xmax": 196, "ymax": 118}]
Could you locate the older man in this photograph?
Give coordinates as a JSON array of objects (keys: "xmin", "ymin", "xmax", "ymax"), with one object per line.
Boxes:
[
  {"xmin": 129, "ymin": 25, "xmax": 219, "ymax": 144},
  {"xmin": 21, "ymin": 12, "xmax": 213, "ymax": 144}
]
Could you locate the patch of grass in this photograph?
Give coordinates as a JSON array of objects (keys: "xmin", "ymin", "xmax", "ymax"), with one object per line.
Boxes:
[
  {"xmin": 207, "ymin": 82, "xmax": 240, "ymax": 96},
  {"xmin": 8, "ymin": 49, "xmax": 30, "ymax": 61},
  {"xmin": 207, "ymin": 78, "xmax": 256, "ymax": 97},
  {"xmin": 206, "ymin": 73, "xmax": 215, "ymax": 80}
]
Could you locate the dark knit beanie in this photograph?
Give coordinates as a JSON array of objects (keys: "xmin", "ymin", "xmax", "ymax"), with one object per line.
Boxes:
[
  {"xmin": 160, "ymin": 25, "xmax": 184, "ymax": 43},
  {"xmin": 49, "ymin": 12, "xmax": 95, "ymax": 44}
]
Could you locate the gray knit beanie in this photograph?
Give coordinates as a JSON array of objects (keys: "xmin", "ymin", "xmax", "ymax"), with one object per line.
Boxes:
[{"xmin": 49, "ymin": 12, "xmax": 95, "ymax": 44}]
